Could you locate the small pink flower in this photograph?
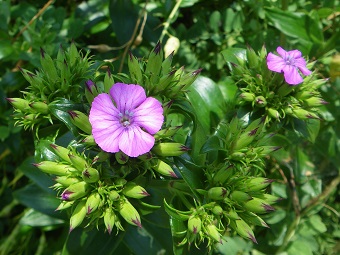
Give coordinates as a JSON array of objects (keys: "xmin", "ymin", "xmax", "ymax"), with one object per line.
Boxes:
[
  {"xmin": 267, "ymin": 46, "xmax": 312, "ymax": 85},
  {"xmin": 89, "ymin": 83, "xmax": 164, "ymax": 157}
]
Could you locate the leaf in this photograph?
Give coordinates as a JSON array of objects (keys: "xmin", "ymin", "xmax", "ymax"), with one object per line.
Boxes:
[
  {"xmin": 200, "ymin": 135, "xmax": 224, "ymax": 154},
  {"xmin": 305, "ymin": 119, "xmax": 320, "ymax": 143},
  {"xmin": 20, "ymin": 209, "xmax": 65, "ymax": 227},
  {"xmin": 221, "ymin": 48, "xmax": 247, "ymax": 65}
]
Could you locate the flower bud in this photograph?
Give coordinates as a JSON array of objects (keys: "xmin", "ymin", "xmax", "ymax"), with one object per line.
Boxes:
[
  {"xmin": 180, "ymin": 68, "xmax": 202, "ymax": 91},
  {"xmin": 205, "ymin": 224, "xmax": 222, "ymax": 243},
  {"xmin": 103, "ymin": 68, "xmax": 115, "ymax": 93},
  {"xmin": 230, "ymin": 218, "xmax": 257, "ymax": 243},
  {"xmin": 164, "ymin": 36, "xmax": 180, "ymax": 58},
  {"xmin": 187, "ymin": 215, "xmax": 201, "ymax": 234},
  {"xmin": 304, "ymin": 97, "xmax": 328, "ymax": 107},
  {"xmin": 104, "ymin": 207, "xmax": 116, "ymax": 234},
  {"xmin": 128, "ymin": 52, "xmax": 143, "ymax": 84},
  {"xmin": 145, "ymin": 41, "xmax": 163, "ymax": 84},
  {"xmin": 152, "ymin": 143, "xmax": 190, "ymax": 157},
  {"xmin": 55, "ymin": 176, "xmax": 80, "ymax": 187},
  {"xmin": 122, "ymin": 182, "xmax": 150, "ymax": 199},
  {"xmin": 229, "ymin": 151, "xmax": 245, "ymax": 161},
  {"xmin": 81, "ymin": 135, "xmax": 96, "ymax": 145},
  {"xmin": 239, "ymin": 211, "xmax": 269, "ymax": 228},
  {"xmin": 267, "ymin": 108, "xmax": 280, "ymax": 119},
  {"xmin": 56, "ymin": 201, "xmax": 74, "ymax": 211},
  {"xmin": 212, "ymin": 165, "xmax": 234, "ymax": 185},
  {"xmin": 154, "ymin": 126, "xmax": 182, "ymax": 139},
  {"xmin": 118, "ymin": 197, "xmax": 142, "ymax": 228},
  {"xmin": 33, "ymin": 161, "xmax": 76, "ymax": 176},
  {"xmin": 225, "ymin": 210, "xmax": 240, "ymax": 220},
  {"xmin": 239, "ymin": 92, "xmax": 255, "ymax": 102},
  {"xmin": 108, "ymin": 190, "xmax": 120, "ymax": 201},
  {"xmin": 6, "ymin": 98, "xmax": 30, "ymax": 112},
  {"xmin": 254, "ymin": 96, "xmax": 267, "ymax": 107},
  {"xmin": 40, "ymin": 48, "xmax": 58, "ymax": 86},
  {"xmin": 82, "ymin": 167, "xmax": 100, "ymax": 183},
  {"xmin": 85, "ymin": 80, "xmax": 99, "ymax": 104},
  {"xmin": 207, "ymin": 187, "xmax": 228, "ymax": 201},
  {"xmin": 230, "ymin": 190, "xmax": 252, "ymax": 203},
  {"xmin": 152, "ymin": 159, "xmax": 178, "ymax": 178},
  {"xmin": 244, "ymin": 177, "xmax": 274, "ymax": 191},
  {"xmin": 291, "ymin": 108, "xmax": 319, "ymax": 120},
  {"xmin": 246, "ymin": 46, "xmax": 259, "ymax": 69},
  {"xmin": 86, "ymin": 192, "xmax": 101, "ymax": 214},
  {"xmin": 69, "ymin": 200, "xmax": 87, "ymax": 232},
  {"xmin": 61, "ymin": 181, "xmax": 90, "ymax": 201},
  {"xmin": 212, "ymin": 205, "xmax": 223, "ymax": 216},
  {"xmin": 68, "ymin": 152, "xmax": 88, "ymax": 172},
  {"xmin": 115, "ymin": 151, "xmax": 129, "ymax": 164},
  {"xmin": 255, "ymin": 193, "xmax": 282, "ymax": 204},
  {"xmin": 253, "ymin": 146, "xmax": 281, "ymax": 156},
  {"xmin": 69, "ymin": 42, "xmax": 80, "ymax": 66},
  {"xmin": 50, "ymin": 144, "xmax": 72, "ymax": 163},
  {"xmin": 29, "ymin": 102, "xmax": 49, "ymax": 114},
  {"xmin": 68, "ymin": 110, "xmax": 92, "ymax": 134},
  {"xmin": 243, "ymin": 197, "xmax": 275, "ymax": 214}
]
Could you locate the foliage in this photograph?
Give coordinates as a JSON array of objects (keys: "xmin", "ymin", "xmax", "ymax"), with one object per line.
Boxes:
[{"xmin": 1, "ymin": 0, "xmax": 339, "ymax": 255}]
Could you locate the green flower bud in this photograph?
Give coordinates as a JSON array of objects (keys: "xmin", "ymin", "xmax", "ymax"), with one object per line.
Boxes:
[
  {"xmin": 154, "ymin": 70, "xmax": 176, "ymax": 93},
  {"xmin": 40, "ymin": 48, "xmax": 58, "ymax": 86},
  {"xmin": 122, "ymin": 182, "xmax": 150, "ymax": 199},
  {"xmin": 86, "ymin": 192, "xmax": 101, "ymax": 214},
  {"xmin": 208, "ymin": 187, "xmax": 228, "ymax": 201},
  {"xmin": 231, "ymin": 63, "xmax": 246, "ymax": 76},
  {"xmin": 254, "ymin": 193, "xmax": 282, "ymax": 205},
  {"xmin": 69, "ymin": 42, "xmax": 80, "ymax": 66},
  {"xmin": 180, "ymin": 68, "xmax": 202, "ymax": 91},
  {"xmin": 254, "ymin": 96, "xmax": 267, "ymax": 107},
  {"xmin": 188, "ymin": 215, "xmax": 201, "ymax": 234},
  {"xmin": 85, "ymin": 80, "xmax": 99, "ymax": 104},
  {"xmin": 246, "ymin": 46, "xmax": 259, "ymax": 69},
  {"xmin": 69, "ymin": 200, "xmax": 87, "ymax": 232},
  {"xmin": 82, "ymin": 167, "xmax": 100, "ymax": 183},
  {"xmin": 229, "ymin": 151, "xmax": 246, "ymax": 161},
  {"xmin": 278, "ymin": 83, "xmax": 295, "ymax": 97},
  {"xmin": 128, "ymin": 52, "xmax": 143, "ymax": 84},
  {"xmin": 243, "ymin": 197, "xmax": 275, "ymax": 214},
  {"xmin": 104, "ymin": 207, "xmax": 116, "ymax": 234},
  {"xmin": 154, "ymin": 125, "xmax": 182, "ymax": 139},
  {"xmin": 205, "ymin": 224, "xmax": 222, "ymax": 243},
  {"xmin": 103, "ymin": 68, "xmax": 115, "ymax": 93},
  {"xmin": 253, "ymin": 146, "xmax": 281, "ymax": 156},
  {"xmin": 68, "ymin": 110, "xmax": 92, "ymax": 134},
  {"xmin": 212, "ymin": 205, "xmax": 223, "ymax": 216},
  {"xmin": 55, "ymin": 176, "xmax": 80, "ymax": 187},
  {"xmin": 108, "ymin": 190, "xmax": 120, "ymax": 201},
  {"xmin": 152, "ymin": 143, "xmax": 190, "ymax": 157},
  {"xmin": 29, "ymin": 102, "xmax": 49, "ymax": 114},
  {"xmin": 61, "ymin": 181, "xmax": 90, "ymax": 201},
  {"xmin": 239, "ymin": 211, "xmax": 269, "ymax": 228},
  {"xmin": 93, "ymin": 151, "xmax": 110, "ymax": 163},
  {"xmin": 291, "ymin": 108, "xmax": 319, "ymax": 120},
  {"xmin": 152, "ymin": 159, "xmax": 178, "ymax": 178},
  {"xmin": 81, "ymin": 135, "xmax": 96, "ymax": 145},
  {"xmin": 6, "ymin": 98, "xmax": 30, "ymax": 112},
  {"xmin": 267, "ymin": 108, "xmax": 280, "ymax": 119},
  {"xmin": 212, "ymin": 165, "xmax": 234, "ymax": 185},
  {"xmin": 239, "ymin": 92, "xmax": 255, "ymax": 102},
  {"xmin": 115, "ymin": 151, "xmax": 129, "ymax": 164},
  {"xmin": 33, "ymin": 161, "xmax": 76, "ymax": 176},
  {"xmin": 304, "ymin": 97, "xmax": 328, "ymax": 107},
  {"xmin": 118, "ymin": 197, "xmax": 142, "ymax": 228},
  {"xmin": 230, "ymin": 218, "xmax": 257, "ymax": 243},
  {"xmin": 295, "ymin": 90, "xmax": 313, "ymax": 100},
  {"xmin": 50, "ymin": 144, "xmax": 72, "ymax": 163},
  {"xmin": 161, "ymin": 50, "xmax": 174, "ymax": 76},
  {"xmin": 244, "ymin": 177, "xmax": 274, "ymax": 191},
  {"xmin": 230, "ymin": 190, "xmax": 252, "ymax": 203},
  {"xmin": 225, "ymin": 210, "xmax": 240, "ymax": 220},
  {"xmin": 69, "ymin": 153, "xmax": 88, "ymax": 172},
  {"xmin": 55, "ymin": 201, "xmax": 74, "ymax": 211},
  {"xmin": 145, "ymin": 41, "xmax": 163, "ymax": 85}
]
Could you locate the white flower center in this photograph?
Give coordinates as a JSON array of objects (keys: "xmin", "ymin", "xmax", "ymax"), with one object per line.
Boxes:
[{"xmin": 119, "ymin": 110, "xmax": 134, "ymax": 127}]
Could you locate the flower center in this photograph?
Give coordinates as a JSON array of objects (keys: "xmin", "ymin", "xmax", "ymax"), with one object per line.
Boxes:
[
  {"xmin": 119, "ymin": 110, "xmax": 134, "ymax": 127},
  {"xmin": 285, "ymin": 55, "xmax": 295, "ymax": 66}
]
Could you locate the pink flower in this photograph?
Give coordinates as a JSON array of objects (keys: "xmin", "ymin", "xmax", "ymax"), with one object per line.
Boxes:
[
  {"xmin": 89, "ymin": 83, "xmax": 164, "ymax": 157},
  {"xmin": 266, "ymin": 46, "xmax": 312, "ymax": 85}
]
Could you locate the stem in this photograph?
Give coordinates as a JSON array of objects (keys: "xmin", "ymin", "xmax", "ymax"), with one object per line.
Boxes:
[
  {"xmin": 159, "ymin": 0, "xmax": 183, "ymax": 42},
  {"xmin": 275, "ymin": 215, "xmax": 301, "ymax": 254}
]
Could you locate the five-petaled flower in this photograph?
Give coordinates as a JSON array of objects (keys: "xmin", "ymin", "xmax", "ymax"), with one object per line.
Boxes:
[
  {"xmin": 267, "ymin": 46, "xmax": 312, "ymax": 85},
  {"xmin": 89, "ymin": 83, "xmax": 164, "ymax": 157}
]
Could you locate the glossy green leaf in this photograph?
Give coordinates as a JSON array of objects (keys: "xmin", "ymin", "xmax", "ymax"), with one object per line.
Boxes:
[{"xmin": 20, "ymin": 209, "xmax": 65, "ymax": 227}]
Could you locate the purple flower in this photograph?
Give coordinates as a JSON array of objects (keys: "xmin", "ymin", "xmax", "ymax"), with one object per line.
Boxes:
[
  {"xmin": 89, "ymin": 83, "xmax": 164, "ymax": 157},
  {"xmin": 267, "ymin": 46, "xmax": 312, "ymax": 85}
]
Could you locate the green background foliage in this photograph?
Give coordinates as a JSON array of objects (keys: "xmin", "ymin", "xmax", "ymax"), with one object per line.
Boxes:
[{"xmin": 1, "ymin": 0, "xmax": 339, "ymax": 254}]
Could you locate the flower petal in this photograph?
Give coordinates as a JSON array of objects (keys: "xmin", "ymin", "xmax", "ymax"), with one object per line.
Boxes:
[
  {"xmin": 119, "ymin": 126, "xmax": 155, "ymax": 157},
  {"xmin": 282, "ymin": 65, "xmax": 303, "ymax": 85},
  {"xmin": 295, "ymin": 57, "xmax": 312, "ymax": 76},
  {"xmin": 89, "ymin": 93, "xmax": 122, "ymax": 153},
  {"xmin": 276, "ymin": 46, "xmax": 288, "ymax": 58},
  {"xmin": 110, "ymin": 83, "xmax": 146, "ymax": 113},
  {"xmin": 133, "ymin": 97, "xmax": 164, "ymax": 134},
  {"xmin": 267, "ymin": 53, "xmax": 286, "ymax": 73},
  {"xmin": 287, "ymin": 49, "xmax": 302, "ymax": 59}
]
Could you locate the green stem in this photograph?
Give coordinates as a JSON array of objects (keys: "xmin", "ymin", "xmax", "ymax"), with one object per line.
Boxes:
[
  {"xmin": 275, "ymin": 215, "xmax": 301, "ymax": 254},
  {"xmin": 159, "ymin": 0, "xmax": 183, "ymax": 42}
]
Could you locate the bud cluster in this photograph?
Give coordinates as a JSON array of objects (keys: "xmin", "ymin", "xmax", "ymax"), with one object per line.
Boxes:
[
  {"xmin": 228, "ymin": 46, "xmax": 327, "ymax": 123},
  {"xmin": 127, "ymin": 41, "xmax": 202, "ymax": 100},
  {"xmin": 7, "ymin": 44, "xmax": 94, "ymax": 130},
  {"xmin": 33, "ymin": 143, "xmax": 153, "ymax": 233}
]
